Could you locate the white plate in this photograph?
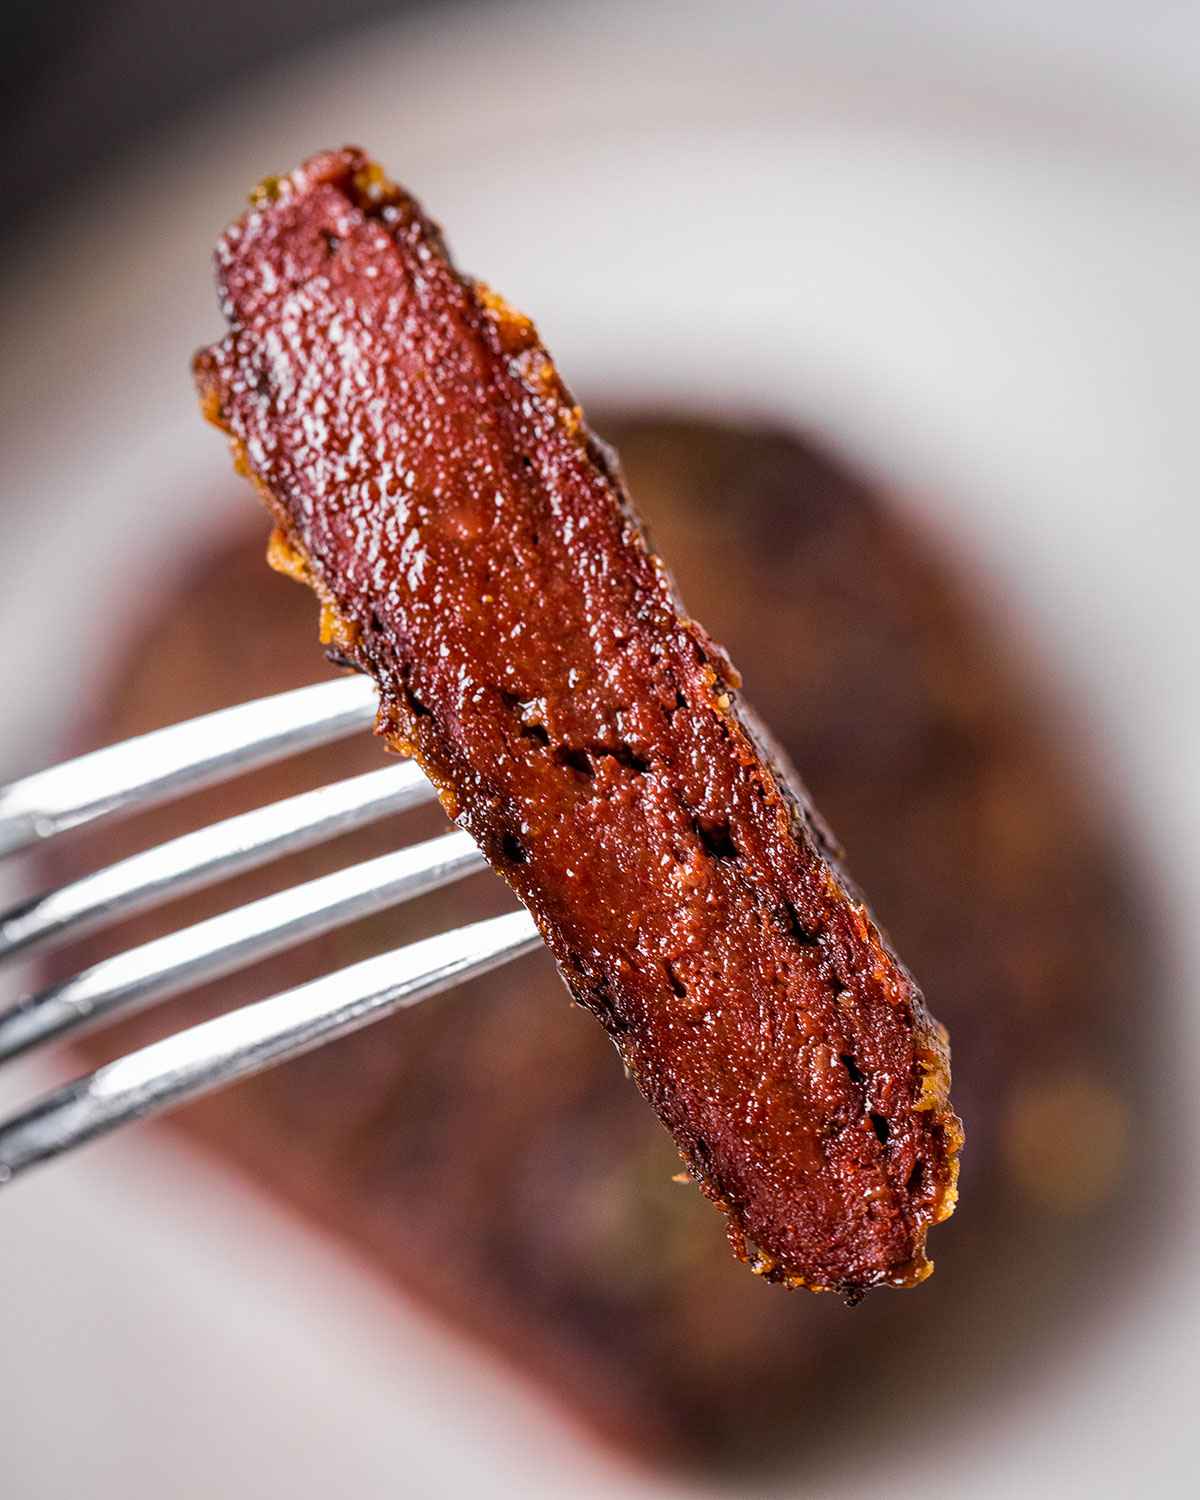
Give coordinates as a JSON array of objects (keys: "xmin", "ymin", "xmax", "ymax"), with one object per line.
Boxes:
[{"xmin": 2, "ymin": 2, "xmax": 1197, "ymax": 1495}]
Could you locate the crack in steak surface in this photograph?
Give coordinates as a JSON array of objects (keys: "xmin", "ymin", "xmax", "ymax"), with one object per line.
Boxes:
[{"xmin": 194, "ymin": 146, "xmax": 962, "ymax": 1293}]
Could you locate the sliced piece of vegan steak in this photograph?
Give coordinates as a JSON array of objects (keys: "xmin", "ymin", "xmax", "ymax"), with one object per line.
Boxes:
[{"xmin": 194, "ymin": 147, "xmax": 962, "ymax": 1294}]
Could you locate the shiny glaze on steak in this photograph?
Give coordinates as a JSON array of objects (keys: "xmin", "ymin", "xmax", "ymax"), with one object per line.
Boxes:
[{"xmin": 194, "ymin": 147, "xmax": 961, "ymax": 1292}]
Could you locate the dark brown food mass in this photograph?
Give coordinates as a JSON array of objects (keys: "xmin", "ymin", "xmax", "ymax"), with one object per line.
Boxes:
[
  {"xmin": 51, "ymin": 414, "xmax": 1154, "ymax": 1468},
  {"xmin": 193, "ymin": 146, "xmax": 961, "ymax": 1292}
]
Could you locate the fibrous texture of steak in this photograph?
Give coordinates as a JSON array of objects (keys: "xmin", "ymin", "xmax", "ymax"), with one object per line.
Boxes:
[{"xmin": 194, "ymin": 147, "xmax": 962, "ymax": 1293}]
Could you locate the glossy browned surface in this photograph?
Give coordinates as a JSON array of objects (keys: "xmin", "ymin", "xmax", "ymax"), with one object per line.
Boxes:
[
  {"xmin": 193, "ymin": 148, "xmax": 961, "ymax": 1292},
  {"xmin": 51, "ymin": 415, "xmax": 1157, "ymax": 1471}
]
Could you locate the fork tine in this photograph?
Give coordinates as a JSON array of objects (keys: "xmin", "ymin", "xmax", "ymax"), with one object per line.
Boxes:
[
  {"xmin": 0, "ymin": 762, "xmax": 435, "ymax": 967},
  {"xmin": 0, "ymin": 830, "xmax": 486, "ymax": 1063},
  {"xmin": 0, "ymin": 909, "xmax": 541, "ymax": 1184},
  {"xmin": 0, "ymin": 676, "xmax": 377, "ymax": 860}
]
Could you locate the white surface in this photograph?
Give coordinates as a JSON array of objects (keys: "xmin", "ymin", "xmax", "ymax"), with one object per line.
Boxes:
[{"xmin": 2, "ymin": 2, "xmax": 1198, "ymax": 1495}]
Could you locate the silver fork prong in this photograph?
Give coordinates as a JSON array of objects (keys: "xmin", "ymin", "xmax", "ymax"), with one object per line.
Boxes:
[
  {"xmin": 0, "ymin": 830, "xmax": 486, "ymax": 1063},
  {"xmin": 0, "ymin": 676, "xmax": 377, "ymax": 860},
  {"xmin": 0, "ymin": 909, "xmax": 541, "ymax": 1185},
  {"xmin": 0, "ymin": 762, "xmax": 435, "ymax": 968}
]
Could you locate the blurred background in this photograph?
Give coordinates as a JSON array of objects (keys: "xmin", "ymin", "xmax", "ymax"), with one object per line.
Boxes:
[{"xmin": 2, "ymin": 2, "xmax": 1198, "ymax": 1496}]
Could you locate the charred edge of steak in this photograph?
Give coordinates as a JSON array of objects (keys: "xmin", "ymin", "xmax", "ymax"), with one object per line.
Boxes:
[{"xmin": 193, "ymin": 147, "xmax": 962, "ymax": 1293}]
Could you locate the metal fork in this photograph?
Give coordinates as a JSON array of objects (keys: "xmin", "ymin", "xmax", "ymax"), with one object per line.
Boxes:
[{"xmin": 0, "ymin": 677, "xmax": 540, "ymax": 1185}]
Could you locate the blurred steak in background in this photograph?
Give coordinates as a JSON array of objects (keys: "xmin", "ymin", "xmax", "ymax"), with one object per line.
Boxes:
[{"xmin": 42, "ymin": 414, "xmax": 1157, "ymax": 1471}]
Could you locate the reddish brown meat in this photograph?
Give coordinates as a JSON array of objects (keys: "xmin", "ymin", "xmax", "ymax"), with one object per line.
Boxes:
[{"xmin": 194, "ymin": 147, "xmax": 961, "ymax": 1293}]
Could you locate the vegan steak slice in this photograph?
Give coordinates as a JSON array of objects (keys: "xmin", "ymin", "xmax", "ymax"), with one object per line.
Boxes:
[{"xmin": 194, "ymin": 147, "xmax": 962, "ymax": 1294}]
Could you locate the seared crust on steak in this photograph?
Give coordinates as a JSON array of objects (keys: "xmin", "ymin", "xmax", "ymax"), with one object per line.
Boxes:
[{"xmin": 194, "ymin": 147, "xmax": 961, "ymax": 1293}]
